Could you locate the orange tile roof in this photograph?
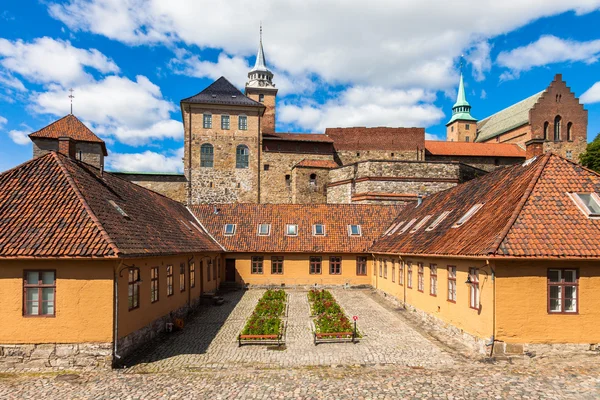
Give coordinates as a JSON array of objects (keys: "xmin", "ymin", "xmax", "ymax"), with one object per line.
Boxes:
[
  {"xmin": 190, "ymin": 204, "xmax": 403, "ymax": 253},
  {"xmin": 424, "ymin": 140, "xmax": 525, "ymax": 158},
  {"xmin": 294, "ymin": 159, "xmax": 339, "ymax": 169},
  {"xmin": 371, "ymin": 153, "xmax": 600, "ymax": 259},
  {"xmin": 0, "ymin": 153, "xmax": 221, "ymax": 258},
  {"xmin": 325, "ymin": 127, "xmax": 425, "ymax": 151},
  {"xmin": 29, "ymin": 115, "xmax": 108, "ymax": 156}
]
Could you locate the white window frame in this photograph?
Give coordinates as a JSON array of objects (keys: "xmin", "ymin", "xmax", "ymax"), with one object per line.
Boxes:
[
  {"xmin": 238, "ymin": 114, "xmax": 248, "ymax": 130},
  {"xmin": 257, "ymin": 224, "xmax": 271, "ymax": 236},
  {"xmin": 203, "ymin": 112, "xmax": 212, "ymax": 129},
  {"xmin": 452, "ymin": 204, "xmax": 484, "ymax": 228},
  {"xmin": 221, "ymin": 114, "xmax": 230, "ymax": 130},
  {"xmin": 426, "ymin": 211, "xmax": 452, "ymax": 231},
  {"xmin": 223, "ymin": 224, "xmax": 236, "ymax": 236},
  {"xmin": 286, "ymin": 224, "xmax": 298, "ymax": 236},
  {"xmin": 348, "ymin": 224, "xmax": 362, "ymax": 236},
  {"xmin": 399, "ymin": 218, "xmax": 417, "ymax": 234},
  {"xmin": 569, "ymin": 192, "xmax": 600, "ymax": 218},
  {"xmin": 410, "ymin": 215, "xmax": 432, "ymax": 233},
  {"xmin": 313, "ymin": 224, "xmax": 326, "ymax": 236}
]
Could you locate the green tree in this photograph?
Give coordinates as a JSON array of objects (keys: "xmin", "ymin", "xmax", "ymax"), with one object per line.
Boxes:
[{"xmin": 580, "ymin": 133, "xmax": 600, "ymax": 173}]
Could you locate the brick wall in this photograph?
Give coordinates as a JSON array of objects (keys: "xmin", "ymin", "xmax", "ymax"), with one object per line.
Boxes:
[
  {"xmin": 32, "ymin": 138, "xmax": 104, "ymax": 169},
  {"xmin": 446, "ymin": 120, "xmax": 477, "ymax": 142},
  {"xmin": 246, "ymin": 88, "xmax": 277, "ymax": 133}
]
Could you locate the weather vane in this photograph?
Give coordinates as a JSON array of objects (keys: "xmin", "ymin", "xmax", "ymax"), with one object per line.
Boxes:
[
  {"xmin": 68, "ymin": 88, "xmax": 75, "ymax": 115},
  {"xmin": 459, "ymin": 54, "xmax": 464, "ymax": 72}
]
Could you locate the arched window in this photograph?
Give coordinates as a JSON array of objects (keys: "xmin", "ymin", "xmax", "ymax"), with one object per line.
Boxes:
[
  {"xmin": 567, "ymin": 122, "xmax": 573, "ymax": 141},
  {"xmin": 554, "ymin": 115, "xmax": 562, "ymax": 141},
  {"xmin": 236, "ymin": 145, "xmax": 249, "ymax": 169},
  {"xmin": 543, "ymin": 121, "xmax": 549, "ymax": 140},
  {"xmin": 310, "ymin": 173, "xmax": 317, "ymax": 186},
  {"xmin": 200, "ymin": 143, "xmax": 214, "ymax": 168}
]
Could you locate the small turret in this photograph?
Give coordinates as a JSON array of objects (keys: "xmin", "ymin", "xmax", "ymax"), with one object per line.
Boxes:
[{"xmin": 446, "ymin": 72, "xmax": 477, "ymax": 142}]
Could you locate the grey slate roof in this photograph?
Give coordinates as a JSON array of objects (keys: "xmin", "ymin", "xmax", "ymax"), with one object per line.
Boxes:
[
  {"xmin": 476, "ymin": 91, "xmax": 544, "ymax": 142},
  {"xmin": 181, "ymin": 76, "xmax": 264, "ymax": 107}
]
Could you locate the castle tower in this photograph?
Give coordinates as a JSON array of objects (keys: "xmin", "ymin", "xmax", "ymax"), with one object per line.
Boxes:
[
  {"xmin": 245, "ymin": 26, "xmax": 278, "ymax": 133},
  {"xmin": 446, "ymin": 73, "xmax": 477, "ymax": 142}
]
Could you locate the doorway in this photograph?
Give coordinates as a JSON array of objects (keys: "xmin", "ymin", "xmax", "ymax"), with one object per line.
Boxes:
[{"xmin": 225, "ymin": 259, "xmax": 236, "ymax": 282}]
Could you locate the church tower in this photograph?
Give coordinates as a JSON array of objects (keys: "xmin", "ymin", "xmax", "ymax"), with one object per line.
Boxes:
[
  {"xmin": 446, "ymin": 72, "xmax": 477, "ymax": 142},
  {"xmin": 245, "ymin": 26, "xmax": 278, "ymax": 133}
]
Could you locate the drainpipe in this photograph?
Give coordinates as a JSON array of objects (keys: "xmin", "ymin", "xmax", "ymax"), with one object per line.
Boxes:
[
  {"xmin": 399, "ymin": 255, "xmax": 407, "ymax": 309},
  {"xmin": 371, "ymin": 253, "xmax": 378, "ymax": 291},
  {"xmin": 487, "ymin": 259, "xmax": 496, "ymax": 357},
  {"xmin": 113, "ymin": 260, "xmax": 124, "ymax": 364}
]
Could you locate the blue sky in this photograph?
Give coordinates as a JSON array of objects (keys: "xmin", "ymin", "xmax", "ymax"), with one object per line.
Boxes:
[{"xmin": 1, "ymin": 0, "xmax": 600, "ymax": 173}]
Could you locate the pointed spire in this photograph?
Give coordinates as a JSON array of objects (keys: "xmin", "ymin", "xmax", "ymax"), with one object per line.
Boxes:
[
  {"xmin": 447, "ymin": 68, "xmax": 476, "ymax": 125},
  {"xmin": 453, "ymin": 72, "xmax": 470, "ymax": 108},
  {"xmin": 251, "ymin": 23, "xmax": 270, "ymax": 72}
]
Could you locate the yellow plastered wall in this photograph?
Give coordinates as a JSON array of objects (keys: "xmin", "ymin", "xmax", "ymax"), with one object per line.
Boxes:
[
  {"xmin": 372, "ymin": 255, "xmax": 494, "ymax": 340},
  {"xmin": 496, "ymin": 260, "xmax": 600, "ymax": 344},
  {"xmin": 226, "ymin": 253, "xmax": 373, "ymax": 286},
  {"xmin": 117, "ymin": 253, "xmax": 219, "ymax": 338},
  {"xmin": 0, "ymin": 260, "xmax": 115, "ymax": 344}
]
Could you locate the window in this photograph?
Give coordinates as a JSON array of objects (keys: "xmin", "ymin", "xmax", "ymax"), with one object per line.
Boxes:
[
  {"xmin": 309, "ymin": 174, "xmax": 317, "ymax": 186},
  {"xmin": 567, "ymin": 122, "xmax": 573, "ymax": 141},
  {"xmin": 285, "ymin": 174, "xmax": 291, "ymax": 188},
  {"xmin": 379, "ymin": 259, "xmax": 383, "ymax": 277},
  {"xmin": 392, "ymin": 261, "xmax": 396, "ymax": 283},
  {"xmin": 548, "ymin": 269, "xmax": 578, "ymax": 313},
  {"xmin": 384, "ymin": 260, "xmax": 388, "ymax": 279},
  {"xmin": 566, "ymin": 150, "xmax": 573, "ymax": 159},
  {"xmin": 23, "ymin": 271, "xmax": 55, "ymax": 316},
  {"xmin": 128, "ymin": 268, "xmax": 140, "ymax": 310},
  {"xmin": 251, "ymin": 257, "xmax": 263, "ymax": 274},
  {"xmin": 258, "ymin": 94, "xmax": 265, "ymax": 103},
  {"xmin": 570, "ymin": 193, "xmax": 600, "ymax": 218},
  {"xmin": 465, "ymin": 136, "xmax": 470, "ymax": 142},
  {"xmin": 190, "ymin": 262, "xmax": 195, "ymax": 289},
  {"xmin": 348, "ymin": 224, "xmax": 361, "ymax": 236},
  {"xmin": 238, "ymin": 115, "xmax": 248, "ymax": 130},
  {"xmin": 469, "ymin": 268, "xmax": 479, "ymax": 310},
  {"xmin": 264, "ymin": 164, "xmax": 270, "ymax": 171},
  {"xmin": 356, "ymin": 256, "xmax": 367, "ymax": 276},
  {"xmin": 179, "ymin": 263, "xmax": 185, "ymax": 292},
  {"xmin": 465, "ymin": 124, "xmax": 470, "ymax": 130},
  {"xmin": 330, "ymin": 256, "xmax": 342, "ymax": 275},
  {"xmin": 257, "ymin": 223, "xmax": 271, "ymax": 236},
  {"xmin": 203, "ymin": 113, "xmax": 212, "ymax": 129},
  {"xmin": 286, "ymin": 224, "xmax": 298, "ymax": 236},
  {"xmin": 200, "ymin": 143, "xmax": 214, "ymax": 168},
  {"xmin": 452, "ymin": 204, "xmax": 484, "ymax": 228},
  {"xmin": 399, "ymin": 261, "xmax": 404, "ymax": 285},
  {"xmin": 151, "ymin": 267, "xmax": 159, "ymax": 303},
  {"xmin": 417, "ymin": 263, "xmax": 424, "ymax": 292},
  {"xmin": 221, "ymin": 114, "xmax": 230, "ymax": 130},
  {"xmin": 271, "ymin": 256, "xmax": 284, "ymax": 274},
  {"xmin": 313, "ymin": 224, "xmax": 325, "ymax": 236},
  {"xmin": 426, "ymin": 211, "xmax": 452, "ymax": 231},
  {"xmin": 543, "ymin": 121, "xmax": 549, "ymax": 140},
  {"xmin": 236, "ymin": 145, "xmax": 249, "ymax": 168},
  {"xmin": 407, "ymin": 263, "xmax": 413, "ymax": 288},
  {"xmin": 310, "ymin": 256, "xmax": 322, "ymax": 274},
  {"xmin": 447, "ymin": 266, "xmax": 456, "ymax": 302},
  {"xmin": 410, "ymin": 215, "xmax": 432, "ymax": 233},
  {"xmin": 206, "ymin": 260, "xmax": 211, "ymax": 281},
  {"xmin": 399, "ymin": 218, "xmax": 417, "ymax": 234},
  {"xmin": 224, "ymin": 224, "xmax": 236, "ymax": 235},
  {"xmin": 167, "ymin": 265, "xmax": 174, "ymax": 296},
  {"xmin": 430, "ymin": 264, "xmax": 437, "ymax": 296},
  {"xmin": 554, "ymin": 115, "xmax": 562, "ymax": 141}
]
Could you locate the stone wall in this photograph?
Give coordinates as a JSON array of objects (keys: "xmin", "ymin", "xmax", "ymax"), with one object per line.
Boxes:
[
  {"xmin": 291, "ymin": 166, "xmax": 329, "ymax": 204},
  {"xmin": 335, "ymin": 150, "xmax": 419, "ymax": 165},
  {"xmin": 426, "ymin": 155, "xmax": 524, "ymax": 172},
  {"xmin": 112, "ymin": 173, "xmax": 187, "ymax": 203},
  {"xmin": 246, "ymin": 88, "xmax": 277, "ymax": 133},
  {"xmin": 32, "ymin": 138, "xmax": 104, "ymax": 169},
  {"xmin": 0, "ymin": 343, "xmax": 112, "ymax": 369}
]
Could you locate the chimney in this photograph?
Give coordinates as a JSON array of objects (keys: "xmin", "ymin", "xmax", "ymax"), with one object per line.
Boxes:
[
  {"xmin": 58, "ymin": 136, "xmax": 76, "ymax": 159},
  {"xmin": 525, "ymin": 139, "xmax": 544, "ymax": 159}
]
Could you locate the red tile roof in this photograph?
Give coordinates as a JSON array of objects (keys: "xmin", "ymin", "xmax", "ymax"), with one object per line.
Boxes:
[
  {"xmin": 325, "ymin": 127, "xmax": 425, "ymax": 151},
  {"xmin": 190, "ymin": 204, "xmax": 403, "ymax": 253},
  {"xmin": 371, "ymin": 154, "xmax": 600, "ymax": 259},
  {"xmin": 0, "ymin": 153, "xmax": 221, "ymax": 258},
  {"xmin": 294, "ymin": 159, "xmax": 339, "ymax": 169},
  {"xmin": 263, "ymin": 132, "xmax": 334, "ymax": 143},
  {"xmin": 424, "ymin": 141, "xmax": 525, "ymax": 158},
  {"xmin": 29, "ymin": 115, "xmax": 108, "ymax": 156}
]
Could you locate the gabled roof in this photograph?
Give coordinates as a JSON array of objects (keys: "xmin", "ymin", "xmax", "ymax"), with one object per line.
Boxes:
[
  {"xmin": 476, "ymin": 91, "xmax": 544, "ymax": 142},
  {"xmin": 190, "ymin": 204, "xmax": 402, "ymax": 253},
  {"xmin": 0, "ymin": 153, "xmax": 221, "ymax": 258},
  {"xmin": 181, "ymin": 76, "xmax": 264, "ymax": 107},
  {"xmin": 371, "ymin": 153, "xmax": 600, "ymax": 259},
  {"xmin": 29, "ymin": 114, "xmax": 108, "ymax": 156},
  {"xmin": 325, "ymin": 127, "xmax": 425, "ymax": 151},
  {"xmin": 424, "ymin": 141, "xmax": 525, "ymax": 158},
  {"xmin": 262, "ymin": 132, "xmax": 334, "ymax": 143},
  {"xmin": 294, "ymin": 159, "xmax": 339, "ymax": 169}
]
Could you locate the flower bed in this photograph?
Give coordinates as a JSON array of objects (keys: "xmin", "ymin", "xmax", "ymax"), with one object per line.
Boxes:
[
  {"xmin": 239, "ymin": 289, "xmax": 287, "ymax": 346},
  {"xmin": 308, "ymin": 289, "xmax": 360, "ymax": 344}
]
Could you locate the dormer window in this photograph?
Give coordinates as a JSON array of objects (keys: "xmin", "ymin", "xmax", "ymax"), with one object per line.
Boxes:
[
  {"xmin": 348, "ymin": 224, "xmax": 361, "ymax": 236},
  {"xmin": 410, "ymin": 215, "xmax": 432, "ymax": 233},
  {"xmin": 258, "ymin": 223, "xmax": 271, "ymax": 236},
  {"xmin": 570, "ymin": 193, "xmax": 600, "ymax": 218},
  {"xmin": 224, "ymin": 224, "xmax": 236, "ymax": 236},
  {"xmin": 426, "ymin": 211, "xmax": 452, "ymax": 231},
  {"xmin": 452, "ymin": 204, "xmax": 484, "ymax": 228},
  {"xmin": 286, "ymin": 224, "xmax": 298, "ymax": 236},
  {"xmin": 313, "ymin": 224, "xmax": 325, "ymax": 236}
]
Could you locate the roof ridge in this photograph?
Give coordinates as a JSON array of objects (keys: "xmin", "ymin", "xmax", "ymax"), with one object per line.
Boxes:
[
  {"xmin": 487, "ymin": 153, "xmax": 552, "ymax": 255},
  {"xmin": 28, "ymin": 114, "xmax": 71, "ymax": 137},
  {"xmin": 52, "ymin": 152, "xmax": 121, "ymax": 257},
  {"xmin": 478, "ymin": 90, "xmax": 545, "ymax": 124}
]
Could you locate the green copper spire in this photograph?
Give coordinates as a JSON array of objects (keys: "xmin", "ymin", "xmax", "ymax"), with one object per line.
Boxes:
[{"xmin": 447, "ymin": 72, "xmax": 477, "ymax": 125}]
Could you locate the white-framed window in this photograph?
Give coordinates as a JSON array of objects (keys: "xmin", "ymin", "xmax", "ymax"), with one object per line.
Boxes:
[
  {"xmin": 426, "ymin": 211, "xmax": 452, "ymax": 231},
  {"xmin": 410, "ymin": 215, "xmax": 432, "ymax": 233},
  {"xmin": 399, "ymin": 218, "xmax": 417, "ymax": 234},
  {"xmin": 348, "ymin": 224, "xmax": 361, "ymax": 236},
  {"xmin": 429, "ymin": 264, "xmax": 437, "ymax": 296},
  {"xmin": 447, "ymin": 266, "xmax": 457, "ymax": 302},
  {"xmin": 313, "ymin": 224, "xmax": 325, "ymax": 236},
  {"xmin": 548, "ymin": 269, "xmax": 578, "ymax": 313},
  {"xmin": 224, "ymin": 224, "xmax": 236, "ymax": 236},
  {"xmin": 200, "ymin": 143, "xmax": 214, "ymax": 168},
  {"xmin": 236, "ymin": 145, "xmax": 249, "ymax": 169},
  {"xmin": 286, "ymin": 224, "xmax": 298, "ymax": 236},
  {"xmin": 468, "ymin": 268, "xmax": 479, "ymax": 309},
  {"xmin": 257, "ymin": 224, "xmax": 271, "ymax": 236},
  {"xmin": 203, "ymin": 113, "xmax": 212, "ymax": 129},
  {"xmin": 221, "ymin": 114, "xmax": 230, "ymax": 130},
  {"xmin": 570, "ymin": 192, "xmax": 600, "ymax": 218},
  {"xmin": 238, "ymin": 115, "xmax": 248, "ymax": 130},
  {"xmin": 452, "ymin": 204, "xmax": 484, "ymax": 228}
]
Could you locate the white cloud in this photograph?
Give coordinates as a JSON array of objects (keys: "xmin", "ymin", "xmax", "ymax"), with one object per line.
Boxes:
[
  {"xmin": 497, "ymin": 35, "xmax": 600, "ymax": 77},
  {"xmin": 480, "ymin": 89, "xmax": 487, "ymax": 99},
  {"xmin": 106, "ymin": 148, "xmax": 184, "ymax": 173},
  {"xmin": 465, "ymin": 41, "xmax": 492, "ymax": 82},
  {"xmin": 0, "ymin": 37, "xmax": 119, "ymax": 87},
  {"xmin": 8, "ymin": 129, "xmax": 30, "ymax": 145},
  {"xmin": 0, "ymin": 115, "xmax": 6, "ymax": 127},
  {"xmin": 580, "ymin": 81, "xmax": 600, "ymax": 104},
  {"xmin": 170, "ymin": 52, "xmax": 250, "ymax": 89}
]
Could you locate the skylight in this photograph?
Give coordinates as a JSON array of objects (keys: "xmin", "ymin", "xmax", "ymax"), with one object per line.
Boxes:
[
  {"xmin": 399, "ymin": 218, "xmax": 417, "ymax": 234},
  {"xmin": 286, "ymin": 224, "xmax": 298, "ymax": 236},
  {"xmin": 570, "ymin": 193, "xmax": 600, "ymax": 218},
  {"xmin": 224, "ymin": 224, "xmax": 236, "ymax": 235},
  {"xmin": 313, "ymin": 224, "xmax": 325, "ymax": 236},
  {"xmin": 108, "ymin": 200, "xmax": 129, "ymax": 219},
  {"xmin": 410, "ymin": 215, "xmax": 432, "ymax": 233},
  {"xmin": 258, "ymin": 223, "xmax": 271, "ymax": 236},
  {"xmin": 348, "ymin": 224, "xmax": 361, "ymax": 236},
  {"xmin": 390, "ymin": 221, "xmax": 405, "ymax": 235},
  {"xmin": 452, "ymin": 204, "xmax": 484, "ymax": 228},
  {"xmin": 425, "ymin": 211, "xmax": 452, "ymax": 231}
]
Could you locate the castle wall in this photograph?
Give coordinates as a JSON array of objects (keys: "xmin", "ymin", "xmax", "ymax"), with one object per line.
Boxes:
[
  {"xmin": 112, "ymin": 173, "xmax": 187, "ymax": 203},
  {"xmin": 246, "ymin": 89, "xmax": 277, "ymax": 133},
  {"xmin": 426, "ymin": 155, "xmax": 524, "ymax": 172},
  {"xmin": 291, "ymin": 167, "xmax": 329, "ymax": 204},
  {"xmin": 335, "ymin": 149, "xmax": 419, "ymax": 165}
]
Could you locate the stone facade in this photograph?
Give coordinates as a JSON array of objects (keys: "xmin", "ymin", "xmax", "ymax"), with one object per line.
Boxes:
[
  {"xmin": 335, "ymin": 149, "xmax": 420, "ymax": 165},
  {"xmin": 0, "ymin": 343, "xmax": 112, "ymax": 369},
  {"xmin": 32, "ymin": 138, "xmax": 105, "ymax": 169},
  {"xmin": 426, "ymin": 154, "xmax": 524, "ymax": 172},
  {"xmin": 113, "ymin": 172, "xmax": 187, "ymax": 203},
  {"xmin": 246, "ymin": 87, "xmax": 277, "ymax": 133},
  {"xmin": 291, "ymin": 166, "xmax": 330, "ymax": 204}
]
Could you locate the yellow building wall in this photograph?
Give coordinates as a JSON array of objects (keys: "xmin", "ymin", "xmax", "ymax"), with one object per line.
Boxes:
[
  {"xmin": 496, "ymin": 260, "xmax": 600, "ymax": 344},
  {"xmin": 226, "ymin": 253, "xmax": 373, "ymax": 286},
  {"xmin": 0, "ymin": 260, "xmax": 115, "ymax": 344},
  {"xmin": 372, "ymin": 256, "xmax": 494, "ymax": 340}
]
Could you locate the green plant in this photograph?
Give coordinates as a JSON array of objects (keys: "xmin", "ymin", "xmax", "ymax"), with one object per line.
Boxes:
[{"xmin": 580, "ymin": 133, "xmax": 600, "ymax": 173}]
